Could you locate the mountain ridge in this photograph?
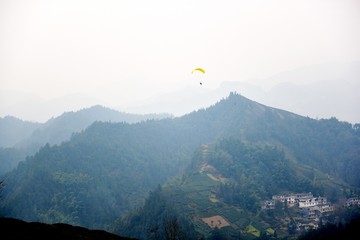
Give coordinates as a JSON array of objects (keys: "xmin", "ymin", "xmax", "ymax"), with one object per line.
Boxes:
[
  {"xmin": 0, "ymin": 105, "xmax": 172, "ymax": 176},
  {"xmin": 1, "ymin": 93, "xmax": 359, "ymax": 237},
  {"xmin": 2, "ymin": 62, "xmax": 359, "ymax": 123}
]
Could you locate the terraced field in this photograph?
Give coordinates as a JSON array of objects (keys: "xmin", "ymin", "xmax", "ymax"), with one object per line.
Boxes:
[{"xmin": 164, "ymin": 168, "xmax": 264, "ymax": 239}]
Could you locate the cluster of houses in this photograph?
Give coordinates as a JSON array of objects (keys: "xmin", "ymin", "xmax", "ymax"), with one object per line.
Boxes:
[
  {"xmin": 261, "ymin": 192, "xmax": 335, "ymax": 231},
  {"xmin": 261, "ymin": 192, "xmax": 332, "ymax": 210},
  {"xmin": 343, "ymin": 197, "xmax": 360, "ymax": 207},
  {"xmin": 260, "ymin": 192, "xmax": 360, "ymax": 233}
]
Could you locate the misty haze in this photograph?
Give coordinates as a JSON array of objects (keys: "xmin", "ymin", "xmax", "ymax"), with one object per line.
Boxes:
[{"xmin": 1, "ymin": 1, "xmax": 360, "ymax": 240}]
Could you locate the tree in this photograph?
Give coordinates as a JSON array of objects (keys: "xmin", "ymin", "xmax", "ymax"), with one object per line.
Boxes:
[
  {"xmin": 163, "ymin": 216, "xmax": 183, "ymax": 240},
  {"xmin": 257, "ymin": 231, "xmax": 270, "ymax": 240},
  {"xmin": 0, "ymin": 179, "xmax": 4, "ymax": 217},
  {"xmin": 288, "ymin": 218, "xmax": 297, "ymax": 235},
  {"xmin": 0, "ymin": 179, "xmax": 4, "ymax": 199},
  {"xmin": 208, "ymin": 228, "xmax": 230, "ymax": 240}
]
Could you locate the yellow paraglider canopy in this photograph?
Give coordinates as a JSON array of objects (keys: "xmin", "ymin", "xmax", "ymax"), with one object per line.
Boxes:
[
  {"xmin": 191, "ymin": 67, "xmax": 205, "ymax": 85},
  {"xmin": 191, "ymin": 68, "xmax": 205, "ymax": 74}
]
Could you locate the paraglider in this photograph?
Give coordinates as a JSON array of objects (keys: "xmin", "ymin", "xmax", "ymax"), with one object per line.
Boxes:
[
  {"xmin": 191, "ymin": 68, "xmax": 205, "ymax": 74},
  {"xmin": 191, "ymin": 68, "xmax": 205, "ymax": 85}
]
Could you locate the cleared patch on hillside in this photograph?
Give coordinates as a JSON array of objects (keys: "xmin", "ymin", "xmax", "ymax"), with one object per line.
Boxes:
[
  {"xmin": 209, "ymin": 193, "xmax": 219, "ymax": 203},
  {"xmin": 246, "ymin": 224, "xmax": 260, "ymax": 237},
  {"xmin": 200, "ymin": 163, "xmax": 216, "ymax": 173},
  {"xmin": 206, "ymin": 173, "xmax": 227, "ymax": 183},
  {"xmin": 199, "ymin": 163, "xmax": 227, "ymax": 183},
  {"xmin": 201, "ymin": 215, "xmax": 230, "ymax": 229}
]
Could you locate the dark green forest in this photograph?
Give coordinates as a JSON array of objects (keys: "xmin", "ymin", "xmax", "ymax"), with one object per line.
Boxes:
[
  {"xmin": 207, "ymin": 139, "xmax": 318, "ymax": 210},
  {"xmin": 1, "ymin": 93, "xmax": 360, "ymax": 239}
]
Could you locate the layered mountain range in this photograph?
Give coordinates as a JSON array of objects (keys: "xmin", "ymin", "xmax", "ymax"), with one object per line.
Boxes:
[{"xmin": 1, "ymin": 93, "xmax": 359, "ymax": 239}]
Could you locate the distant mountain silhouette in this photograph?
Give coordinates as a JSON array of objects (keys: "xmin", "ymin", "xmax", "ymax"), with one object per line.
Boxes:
[
  {"xmin": 0, "ymin": 116, "xmax": 40, "ymax": 148},
  {"xmin": 0, "ymin": 106, "xmax": 171, "ymax": 175},
  {"xmin": 15, "ymin": 105, "xmax": 171, "ymax": 150},
  {"xmin": 127, "ymin": 61, "xmax": 360, "ymax": 123}
]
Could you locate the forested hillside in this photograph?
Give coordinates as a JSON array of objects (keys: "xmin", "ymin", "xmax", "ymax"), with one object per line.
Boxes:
[
  {"xmin": 1, "ymin": 93, "xmax": 359, "ymax": 237},
  {"xmin": 115, "ymin": 139, "xmax": 359, "ymax": 239},
  {"xmin": 0, "ymin": 118, "xmax": 204, "ymax": 229},
  {"xmin": 0, "ymin": 106, "xmax": 171, "ymax": 176},
  {"xmin": 0, "ymin": 116, "xmax": 40, "ymax": 175},
  {"xmin": 16, "ymin": 105, "xmax": 171, "ymax": 150}
]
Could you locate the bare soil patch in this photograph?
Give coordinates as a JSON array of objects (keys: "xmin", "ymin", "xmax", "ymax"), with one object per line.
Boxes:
[{"xmin": 201, "ymin": 215, "xmax": 230, "ymax": 229}]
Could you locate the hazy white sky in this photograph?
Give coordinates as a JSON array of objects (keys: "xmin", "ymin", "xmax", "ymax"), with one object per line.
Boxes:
[{"xmin": 1, "ymin": 0, "xmax": 360, "ymax": 115}]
